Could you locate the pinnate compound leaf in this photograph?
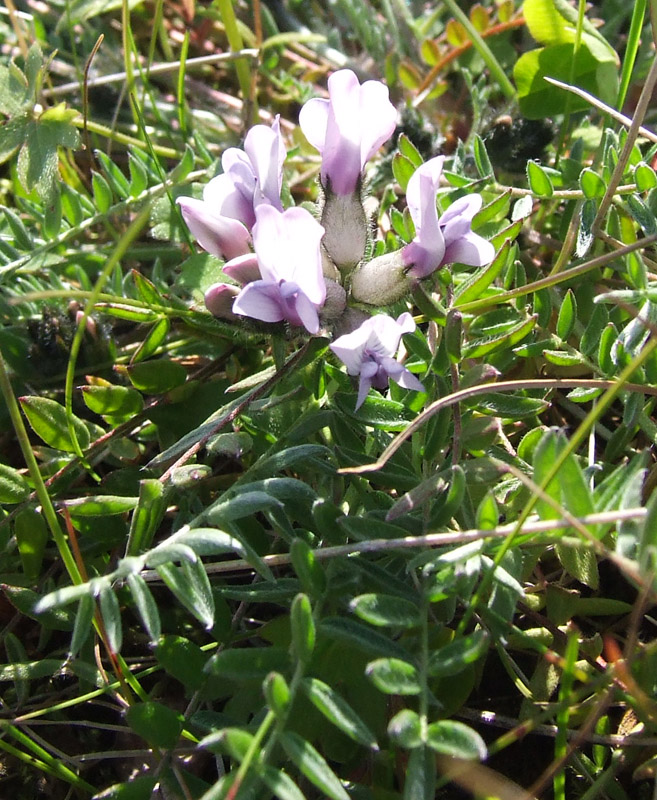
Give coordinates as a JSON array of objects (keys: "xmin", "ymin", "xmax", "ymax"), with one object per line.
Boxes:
[
  {"xmin": 280, "ymin": 732, "xmax": 350, "ymax": 800},
  {"xmin": 259, "ymin": 765, "xmax": 307, "ymax": 800},
  {"xmin": 425, "ymin": 720, "xmax": 486, "ymax": 760},
  {"xmin": 290, "ymin": 593, "xmax": 315, "ymax": 664},
  {"xmin": 126, "ymin": 359, "xmax": 187, "ymax": 394},
  {"xmin": 527, "ymin": 160, "xmax": 554, "ymax": 197},
  {"xmin": 556, "ymin": 289, "xmax": 577, "ymax": 341},
  {"xmin": 206, "ymin": 646, "xmax": 290, "ymax": 681},
  {"xmin": 0, "ymin": 462, "xmax": 30, "ymax": 503},
  {"xmin": 388, "ymin": 709, "xmax": 423, "ymax": 749},
  {"xmin": 397, "ymin": 133, "xmax": 424, "ymax": 168},
  {"xmin": 350, "ymin": 593, "xmax": 419, "ymax": 628},
  {"xmin": 82, "ymin": 384, "xmax": 144, "ymax": 417},
  {"xmin": 126, "ymin": 574, "xmax": 161, "ymax": 643},
  {"xmin": 404, "ymin": 747, "xmax": 436, "ymax": 800},
  {"xmin": 156, "ymin": 635, "xmax": 209, "ymax": 691},
  {"xmin": 366, "ymin": 658, "xmax": 421, "ymax": 695},
  {"xmin": 156, "ymin": 560, "xmax": 214, "ymax": 628},
  {"xmin": 126, "ymin": 701, "xmax": 183, "ymax": 749},
  {"xmin": 264, "ymin": 672, "xmax": 291, "ymax": 716},
  {"xmin": 579, "ymin": 168, "xmax": 606, "ymax": 198},
  {"xmin": 99, "ymin": 584, "xmax": 122, "ymax": 653},
  {"xmin": 0, "ymin": 658, "xmax": 66, "ymax": 681},
  {"xmin": 301, "ymin": 677, "xmax": 378, "ymax": 749},
  {"xmin": 319, "ymin": 617, "xmax": 411, "ymax": 660},
  {"xmin": 126, "ymin": 479, "xmax": 167, "ymax": 556},
  {"xmin": 69, "ymin": 593, "xmax": 95, "ymax": 658},
  {"xmin": 20, "ymin": 396, "xmax": 90, "ymax": 452},
  {"xmin": 64, "ymin": 495, "xmax": 139, "ymax": 517},
  {"xmin": 393, "ymin": 153, "xmax": 416, "ymax": 193},
  {"xmin": 427, "ymin": 630, "xmax": 490, "ymax": 677},
  {"xmin": 200, "ymin": 727, "xmax": 254, "ymax": 761},
  {"xmin": 93, "ymin": 776, "xmax": 157, "ymax": 799}
]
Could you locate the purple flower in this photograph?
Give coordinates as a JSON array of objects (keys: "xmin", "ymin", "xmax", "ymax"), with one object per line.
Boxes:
[
  {"xmin": 402, "ymin": 157, "xmax": 495, "ymax": 279},
  {"xmin": 231, "ymin": 205, "xmax": 326, "ymax": 334},
  {"xmin": 330, "ymin": 312, "xmax": 425, "ymax": 408},
  {"xmin": 177, "ymin": 116, "xmax": 285, "ymax": 260},
  {"xmin": 299, "ymin": 69, "xmax": 397, "ymax": 197}
]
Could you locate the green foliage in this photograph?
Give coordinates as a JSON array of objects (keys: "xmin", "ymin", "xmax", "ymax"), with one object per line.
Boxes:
[{"xmin": 0, "ymin": 2, "xmax": 655, "ymax": 799}]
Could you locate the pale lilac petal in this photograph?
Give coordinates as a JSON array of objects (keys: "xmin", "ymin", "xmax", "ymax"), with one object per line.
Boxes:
[
  {"xmin": 440, "ymin": 194, "xmax": 482, "ymax": 226},
  {"xmin": 252, "ymin": 206, "xmax": 325, "ymax": 305},
  {"xmin": 403, "ymin": 159, "xmax": 493, "ymax": 277},
  {"xmin": 177, "ymin": 197, "xmax": 251, "ymax": 260},
  {"xmin": 403, "ymin": 157, "xmax": 446, "ymax": 277},
  {"xmin": 244, "ymin": 116, "xmax": 285, "ymax": 209},
  {"xmin": 395, "ymin": 312, "xmax": 416, "ymax": 336},
  {"xmin": 233, "ymin": 281, "xmax": 285, "ymax": 323},
  {"xmin": 406, "ymin": 157, "xmax": 444, "ymax": 226},
  {"xmin": 321, "ymin": 70, "xmax": 363, "ymax": 195},
  {"xmin": 205, "ymin": 155, "xmax": 255, "ymax": 226},
  {"xmin": 331, "ymin": 312, "xmax": 422, "ymax": 408},
  {"xmin": 358, "ymin": 79, "xmax": 398, "ymax": 165},
  {"xmin": 283, "ymin": 285, "xmax": 320, "ymax": 334},
  {"xmin": 220, "ymin": 147, "xmax": 253, "ymax": 176},
  {"xmin": 223, "ymin": 253, "xmax": 261, "ymax": 285},
  {"xmin": 356, "ymin": 373, "xmax": 374, "ymax": 409},
  {"xmin": 402, "ymin": 241, "xmax": 441, "ymax": 279},
  {"xmin": 394, "ymin": 367, "xmax": 425, "ymax": 393},
  {"xmin": 298, "ymin": 98, "xmax": 329, "ymax": 153},
  {"xmin": 369, "ymin": 311, "xmax": 415, "ymax": 354},
  {"xmin": 300, "ymin": 69, "xmax": 397, "ymax": 196},
  {"xmin": 330, "ymin": 329, "xmax": 369, "ymax": 374},
  {"xmin": 443, "ymin": 231, "xmax": 496, "ymax": 267},
  {"xmin": 204, "ymin": 283, "xmax": 240, "ymax": 319},
  {"xmin": 203, "ymin": 172, "xmax": 255, "ymax": 228}
]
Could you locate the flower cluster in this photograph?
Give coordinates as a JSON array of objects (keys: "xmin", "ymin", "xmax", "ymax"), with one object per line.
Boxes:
[{"xmin": 177, "ymin": 70, "xmax": 495, "ymax": 408}]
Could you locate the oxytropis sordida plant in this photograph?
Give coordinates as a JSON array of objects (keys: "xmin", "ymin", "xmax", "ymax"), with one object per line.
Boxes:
[{"xmin": 177, "ymin": 69, "xmax": 495, "ymax": 407}]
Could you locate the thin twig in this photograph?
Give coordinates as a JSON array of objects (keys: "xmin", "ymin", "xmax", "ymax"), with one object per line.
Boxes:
[
  {"xmin": 339, "ymin": 377, "xmax": 657, "ymax": 475},
  {"xmin": 43, "ymin": 50, "xmax": 260, "ymax": 98},
  {"xmin": 138, "ymin": 507, "xmax": 646, "ymax": 581}
]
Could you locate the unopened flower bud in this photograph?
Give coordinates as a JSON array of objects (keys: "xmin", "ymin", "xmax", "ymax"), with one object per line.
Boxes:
[
  {"xmin": 321, "ymin": 248, "xmax": 340, "ymax": 281},
  {"xmin": 204, "ymin": 283, "xmax": 240, "ymax": 321},
  {"xmin": 350, "ymin": 250, "xmax": 410, "ymax": 306},
  {"xmin": 320, "ymin": 278, "xmax": 347, "ymax": 322}
]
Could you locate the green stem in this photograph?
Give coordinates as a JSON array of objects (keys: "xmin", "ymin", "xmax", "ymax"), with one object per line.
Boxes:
[
  {"xmin": 64, "ymin": 203, "xmax": 153, "ymax": 461},
  {"xmin": 457, "ymin": 232, "xmax": 657, "ymax": 314},
  {"xmin": 457, "ymin": 332, "xmax": 657, "ymax": 635},
  {"xmin": 0, "ymin": 728, "xmax": 95, "ymax": 793},
  {"xmin": 216, "ymin": 0, "xmax": 257, "ymax": 124},
  {"xmin": 0, "ymin": 351, "xmax": 81, "ymax": 585},
  {"xmin": 75, "ymin": 117, "xmax": 180, "ymax": 159},
  {"xmin": 553, "ymin": 631, "xmax": 579, "ymax": 800},
  {"xmin": 617, "ymin": 0, "xmax": 646, "ymax": 110}
]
